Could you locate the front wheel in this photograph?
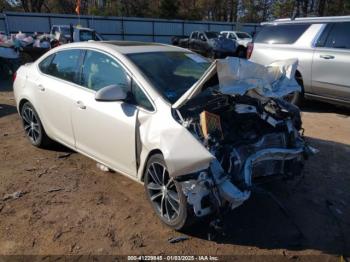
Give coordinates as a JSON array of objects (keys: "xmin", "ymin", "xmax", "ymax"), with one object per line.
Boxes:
[{"xmin": 144, "ymin": 154, "xmax": 193, "ymax": 230}]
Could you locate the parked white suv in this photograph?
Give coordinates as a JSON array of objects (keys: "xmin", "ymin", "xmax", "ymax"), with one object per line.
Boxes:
[
  {"xmin": 220, "ymin": 31, "xmax": 252, "ymax": 57},
  {"xmin": 249, "ymin": 16, "xmax": 350, "ymax": 106}
]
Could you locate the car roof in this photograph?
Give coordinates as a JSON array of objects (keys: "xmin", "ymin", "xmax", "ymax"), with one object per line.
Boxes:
[
  {"xmin": 220, "ymin": 31, "xmax": 250, "ymax": 34},
  {"xmin": 263, "ymin": 15, "xmax": 350, "ymax": 25},
  {"xmin": 53, "ymin": 41, "xmax": 188, "ymax": 54}
]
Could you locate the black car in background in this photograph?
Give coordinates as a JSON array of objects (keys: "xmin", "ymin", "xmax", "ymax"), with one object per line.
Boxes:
[{"xmin": 172, "ymin": 31, "xmax": 237, "ymax": 59}]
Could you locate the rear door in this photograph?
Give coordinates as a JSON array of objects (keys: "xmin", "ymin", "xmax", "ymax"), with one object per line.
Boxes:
[
  {"xmin": 312, "ymin": 22, "xmax": 350, "ymax": 101},
  {"xmin": 36, "ymin": 49, "xmax": 82, "ymax": 146}
]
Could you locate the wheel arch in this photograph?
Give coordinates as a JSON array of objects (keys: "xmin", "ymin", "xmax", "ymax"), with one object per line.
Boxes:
[
  {"xmin": 140, "ymin": 149, "xmax": 164, "ymax": 182},
  {"xmin": 295, "ymin": 69, "xmax": 305, "ymax": 93},
  {"xmin": 18, "ymin": 98, "xmax": 30, "ymax": 113}
]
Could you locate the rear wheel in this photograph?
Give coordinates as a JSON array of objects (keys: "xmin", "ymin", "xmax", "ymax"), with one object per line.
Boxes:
[
  {"xmin": 21, "ymin": 102, "xmax": 52, "ymax": 148},
  {"xmin": 144, "ymin": 154, "xmax": 193, "ymax": 230},
  {"xmin": 236, "ymin": 46, "xmax": 246, "ymax": 58}
]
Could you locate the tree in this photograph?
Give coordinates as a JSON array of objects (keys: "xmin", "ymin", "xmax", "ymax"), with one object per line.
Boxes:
[{"xmin": 159, "ymin": 0, "xmax": 179, "ymax": 19}]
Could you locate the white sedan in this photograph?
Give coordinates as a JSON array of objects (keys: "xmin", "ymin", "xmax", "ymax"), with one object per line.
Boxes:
[{"xmin": 13, "ymin": 41, "xmax": 314, "ymax": 230}]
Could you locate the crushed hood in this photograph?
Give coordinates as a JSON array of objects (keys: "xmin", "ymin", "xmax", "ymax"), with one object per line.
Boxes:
[{"xmin": 172, "ymin": 57, "xmax": 301, "ymax": 109}]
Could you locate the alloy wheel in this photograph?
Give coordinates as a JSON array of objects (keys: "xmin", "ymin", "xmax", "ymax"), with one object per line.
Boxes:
[
  {"xmin": 22, "ymin": 105, "xmax": 41, "ymax": 144},
  {"xmin": 146, "ymin": 162, "xmax": 181, "ymax": 222}
]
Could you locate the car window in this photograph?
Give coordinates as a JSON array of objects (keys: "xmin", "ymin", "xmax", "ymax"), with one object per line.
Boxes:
[
  {"xmin": 236, "ymin": 32, "xmax": 251, "ymax": 39},
  {"xmin": 61, "ymin": 27, "xmax": 71, "ymax": 36},
  {"xmin": 127, "ymin": 51, "xmax": 211, "ymax": 104},
  {"xmin": 221, "ymin": 32, "xmax": 228, "ymax": 38},
  {"xmin": 198, "ymin": 33, "xmax": 206, "ymax": 41},
  {"xmin": 324, "ymin": 22, "xmax": 350, "ymax": 49},
  {"xmin": 81, "ymin": 50, "xmax": 130, "ymax": 92},
  {"xmin": 254, "ymin": 24, "xmax": 310, "ymax": 44},
  {"xmin": 80, "ymin": 30, "xmax": 94, "ymax": 41},
  {"xmin": 44, "ymin": 50, "xmax": 81, "ymax": 83},
  {"xmin": 229, "ymin": 33, "xmax": 237, "ymax": 40},
  {"xmin": 132, "ymin": 80, "xmax": 154, "ymax": 111},
  {"xmin": 206, "ymin": 32, "xmax": 219, "ymax": 39},
  {"xmin": 39, "ymin": 54, "xmax": 55, "ymax": 74},
  {"xmin": 191, "ymin": 32, "xmax": 198, "ymax": 39}
]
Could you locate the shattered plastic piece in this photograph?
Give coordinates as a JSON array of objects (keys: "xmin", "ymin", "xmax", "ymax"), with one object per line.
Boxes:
[
  {"xmin": 96, "ymin": 163, "xmax": 110, "ymax": 172},
  {"xmin": 182, "ymin": 173, "xmax": 212, "ymax": 217},
  {"xmin": 3, "ymin": 191, "xmax": 27, "ymax": 201},
  {"xmin": 168, "ymin": 235, "xmax": 189, "ymax": 244},
  {"xmin": 47, "ymin": 187, "xmax": 64, "ymax": 193},
  {"xmin": 57, "ymin": 152, "xmax": 72, "ymax": 159}
]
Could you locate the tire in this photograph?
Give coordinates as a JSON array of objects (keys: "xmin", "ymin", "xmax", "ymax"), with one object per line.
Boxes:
[
  {"xmin": 283, "ymin": 74, "xmax": 304, "ymax": 106},
  {"xmin": 144, "ymin": 154, "xmax": 194, "ymax": 230},
  {"xmin": 208, "ymin": 50, "xmax": 216, "ymax": 59},
  {"xmin": 21, "ymin": 101, "xmax": 52, "ymax": 148},
  {"xmin": 236, "ymin": 46, "xmax": 246, "ymax": 58}
]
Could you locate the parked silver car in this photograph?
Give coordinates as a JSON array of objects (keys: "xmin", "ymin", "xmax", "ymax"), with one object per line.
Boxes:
[
  {"xmin": 249, "ymin": 16, "xmax": 350, "ymax": 106},
  {"xmin": 220, "ymin": 31, "xmax": 253, "ymax": 57},
  {"xmin": 14, "ymin": 41, "xmax": 315, "ymax": 230}
]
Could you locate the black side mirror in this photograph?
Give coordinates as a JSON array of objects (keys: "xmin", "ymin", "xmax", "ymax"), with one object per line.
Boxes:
[{"xmin": 95, "ymin": 84, "xmax": 127, "ymax": 102}]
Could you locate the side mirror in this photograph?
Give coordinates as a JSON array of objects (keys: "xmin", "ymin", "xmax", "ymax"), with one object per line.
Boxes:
[{"xmin": 95, "ymin": 84, "xmax": 127, "ymax": 102}]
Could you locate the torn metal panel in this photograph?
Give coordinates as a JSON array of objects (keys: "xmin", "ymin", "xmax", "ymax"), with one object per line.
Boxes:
[
  {"xmin": 217, "ymin": 57, "xmax": 301, "ymax": 98},
  {"xmin": 173, "ymin": 57, "xmax": 301, "ymax": 109},
  {"xmin": 136, "ymin": 103, "xmax": 214, "ymax": 179}
]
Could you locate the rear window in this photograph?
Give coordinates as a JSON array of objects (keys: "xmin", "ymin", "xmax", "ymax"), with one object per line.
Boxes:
[{"xmin": 254, "ymin": 24, "xmax": 310, "ymax": 44}]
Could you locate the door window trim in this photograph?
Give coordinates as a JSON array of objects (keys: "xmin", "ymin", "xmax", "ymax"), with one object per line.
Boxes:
[
  {"xmin": 78, "ymin": 48, "xmax": 156, "ymax": 113},
  {"xmin": 36, "ymin": 47, "xmax": 156, "ymax": 113}
]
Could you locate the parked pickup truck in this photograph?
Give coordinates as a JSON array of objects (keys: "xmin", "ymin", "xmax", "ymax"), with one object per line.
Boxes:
[
  {"xmin": 172, "ymin": 31, "xmax": 237, "ymax": 59},
  {"xmin": 50, "ymin": 25, "xmax": 103, "ymax": 43}
]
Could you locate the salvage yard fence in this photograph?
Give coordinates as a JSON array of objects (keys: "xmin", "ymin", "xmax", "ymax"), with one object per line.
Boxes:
[{"xmin": 0, "ymin": 11, "xmax": 260, "ymax": 44}]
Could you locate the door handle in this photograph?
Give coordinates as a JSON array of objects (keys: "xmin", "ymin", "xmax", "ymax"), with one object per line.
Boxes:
[
  {"xmin": 320, "ymin": 55, "xmax": 335, "ymax": 59},
  {"xmin": 76, "ymin": 101, "xmax": 86, "ymax": 109},
  {"xmin": 37, "ymin": 84, "xmax": 45, "ymax": 92}
]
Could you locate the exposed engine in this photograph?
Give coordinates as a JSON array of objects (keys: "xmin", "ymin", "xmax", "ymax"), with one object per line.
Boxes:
[{"xmin": 174, "ymin": 86, "xmax": 315, "ymax": 217}]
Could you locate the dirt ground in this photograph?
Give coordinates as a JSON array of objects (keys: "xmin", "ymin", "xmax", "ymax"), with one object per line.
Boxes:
[{"xmin": 1, "ymin": 79, "xmax": 350, "ymax": 260}]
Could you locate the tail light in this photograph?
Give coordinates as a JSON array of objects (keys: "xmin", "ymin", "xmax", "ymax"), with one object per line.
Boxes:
[
  {"xmin": 247, "ymin": 42, "xmax": 254, "ymax": 59},
  {"xmin": 13, "ymin": 71, "xmax": 17, "ymax": 82}
]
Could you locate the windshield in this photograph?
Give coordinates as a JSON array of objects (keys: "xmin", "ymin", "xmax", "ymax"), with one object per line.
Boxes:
[
  {"xmin": 61, "ymin": 27, "xmax": 71, "ymax": 36},
  {"xmin": 236, "ymin": 32, "xmax": 251, "ymax": 39},
  {"xmin": 80, "ymin": 30, "xmax": 95, "ymax": 41},
  {"xmin": 127, "ymin": 52, "xmax": 211, "ymax": 103},
  {"xmin": 206, "ymin": 32, "xmax": 219, "ymax": 39}
]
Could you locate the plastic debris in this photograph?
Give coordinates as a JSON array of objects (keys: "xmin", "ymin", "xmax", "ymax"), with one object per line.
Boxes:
[
  {"xmin": 168, "ymin": 235, "xmax": 189, "ymax": 244},
  {"xmin": 3, "ymin": 191, "xmax": 28, "ymax": 201},
  {"xmin": 96, "ymin": 163, "xmax": 110, "ymax": 172},
  {"xmin": 47, "ymin": 187, "xmax": 64, "ymax": 193}
]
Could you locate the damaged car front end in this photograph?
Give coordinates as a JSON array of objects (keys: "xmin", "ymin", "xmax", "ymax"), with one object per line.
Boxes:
[{"xmin": 139, "ymin": 56, "xmax": 316, "ymax": 229}]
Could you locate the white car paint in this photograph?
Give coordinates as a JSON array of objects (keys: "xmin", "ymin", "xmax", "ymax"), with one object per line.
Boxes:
[
  {"xmin": 13, "ymin": 42, "xmax": 214, "ymax": 183},
  {"xmin": 220, "ymin": 31, "xmax": 252, "ymax": 48}
]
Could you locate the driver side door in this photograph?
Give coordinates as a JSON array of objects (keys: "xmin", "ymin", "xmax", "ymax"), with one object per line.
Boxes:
[{"xmin": 71, "ymin": 50, "xmax": 137, "ymax": 176}]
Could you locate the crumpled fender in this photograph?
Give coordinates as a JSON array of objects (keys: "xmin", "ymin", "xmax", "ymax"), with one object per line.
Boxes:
[{"xmin": 136, "ymin": 100, "xmax": 214, "ymax": 179}]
